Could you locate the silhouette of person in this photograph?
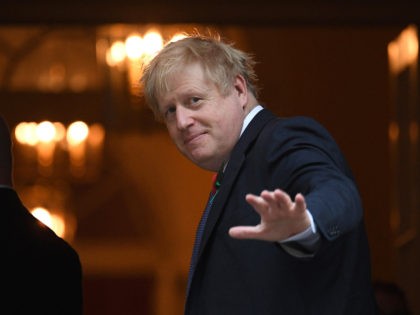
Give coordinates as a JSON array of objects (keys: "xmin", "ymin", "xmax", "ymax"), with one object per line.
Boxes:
[{"xmin": 1, "ymin": 115, "xmax": 83, "ymax": 314}]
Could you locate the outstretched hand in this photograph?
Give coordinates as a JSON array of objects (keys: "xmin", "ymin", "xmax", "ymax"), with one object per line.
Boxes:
[{"xmin": 229, "ymin": 189, "xmax": 311, "ymax": 242}]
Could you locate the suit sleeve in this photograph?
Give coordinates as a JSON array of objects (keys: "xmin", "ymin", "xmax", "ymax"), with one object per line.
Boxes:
[{"xmin": 263, "ymin": 117, "xmax": 363, "ymax": 242}]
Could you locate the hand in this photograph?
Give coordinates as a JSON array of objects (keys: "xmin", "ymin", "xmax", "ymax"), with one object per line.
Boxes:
[{"xmin": 229, "ymin": 189, "xmax": 311, "ymax": 242}]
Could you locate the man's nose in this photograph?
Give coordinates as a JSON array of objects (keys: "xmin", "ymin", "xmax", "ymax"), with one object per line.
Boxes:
[{"xmin": 176, "ymin": 106, "xmax": 194, "ymax": 130}]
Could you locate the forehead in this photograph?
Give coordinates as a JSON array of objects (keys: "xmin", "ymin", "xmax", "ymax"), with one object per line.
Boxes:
[{"xmin": 162, "ymin": 62, "xmax": 210, "ymax": 94}]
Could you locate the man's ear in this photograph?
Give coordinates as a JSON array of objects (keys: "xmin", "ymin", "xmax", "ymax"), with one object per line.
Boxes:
[{"xmin": 233, "ymin": 74, "xmax": 248, "ymax": 108}]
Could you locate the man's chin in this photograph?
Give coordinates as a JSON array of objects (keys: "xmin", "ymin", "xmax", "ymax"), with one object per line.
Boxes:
[{"xmin": 190, "ymin": 155, "xmax": 221, "ymax": 172}]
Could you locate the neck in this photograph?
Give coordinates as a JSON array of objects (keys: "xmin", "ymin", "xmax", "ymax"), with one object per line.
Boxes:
[{"xmin": 244, "ymin": 94, "xmax": 259, "ymax": 116}]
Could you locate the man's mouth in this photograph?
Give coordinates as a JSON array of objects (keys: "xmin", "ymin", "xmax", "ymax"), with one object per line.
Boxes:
[{"xmin": 184, "ymin": 132, "xmax": 206, "ymax": 145}]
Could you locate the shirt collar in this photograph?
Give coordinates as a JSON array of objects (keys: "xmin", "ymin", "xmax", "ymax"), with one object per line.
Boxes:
[
  {"xmin": 240, "ymin": 105, "xmax": 264, "ymax": 136},
  {"xmin": 222, "ymin": 105, "xmax": 264, "ymax": 172}
]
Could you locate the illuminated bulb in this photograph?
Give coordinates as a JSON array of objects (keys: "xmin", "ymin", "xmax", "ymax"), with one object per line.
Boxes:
[
  {"xmin": 125, "ymin": 34, "xmax": 144, "ymax": 60},
  {"xmin": 15, "ymin": 122, "xmax": 38, "ymax": 146},
  {"xmin": 107, "ymin": 41, "xmax": 126, "ymax": 65},
  {"xmin": 143, "ymin": 31, "xmax": 163, "ymax": 56},
  {"xmin": 388, "ymin": 25, "xmax": 418, "ymax": 74},
  {"xmin": 67, "ymin": 121, "xmax": 89, "ymax": 145},
  {"xmin": 14, "ymin": 122, "xmax": 29, "ymax": 144},
  {"xmin": 36, "ymin": 121, "xmax": 56, "ymax": 143}
]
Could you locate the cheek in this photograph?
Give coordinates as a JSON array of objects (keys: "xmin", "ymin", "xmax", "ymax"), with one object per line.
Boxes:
[
  {"xmin": 166, "ymin": 124, "xmax": 180, "ymax": 143},
  {"xmin": 221, "ymin": 107, "xmax": 244, "ymax": 132}
]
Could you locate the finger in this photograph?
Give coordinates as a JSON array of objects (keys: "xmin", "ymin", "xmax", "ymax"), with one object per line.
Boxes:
[
  {"xmin": 272, "ymin": 189, "xmax": 293, "ymax": 208},
  {"xmin": 294, "ymin": 193, "xmax": 307, "ymax": 212},
  {"xmin": 260, "ymin": 190, "xmax": 277, "ymax": 205},
  {"xmin": 228, "ymin": 225, "xmax": 264, "ymax": 240},
  {"xmin": 245, "ymin": 194, "xmax": 269, "ymax": 216},
  {"xmin": 260, "ymin": 189, "xmax": 293, "ymax": 213}
]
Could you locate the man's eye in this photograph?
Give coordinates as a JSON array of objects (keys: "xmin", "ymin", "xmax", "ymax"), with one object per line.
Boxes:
[
  {"xmin": 191, "ymin": 97, "xmax": 201, "ymax": 104},
  {"xmin": 165, "ymin": 106, "xmax": 176, "ymax": 118}
]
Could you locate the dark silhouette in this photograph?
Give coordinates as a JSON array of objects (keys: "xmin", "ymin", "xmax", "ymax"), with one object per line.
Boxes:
[{"xmin": 1, "ymin": 115, "xmax": 83, "ymax": 315}]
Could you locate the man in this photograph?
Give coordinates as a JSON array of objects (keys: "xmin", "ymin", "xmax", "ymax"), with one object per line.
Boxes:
[
  {"xmin": 141, "ymin": 34, "xmax": 377, "ymax": 314},
  {"xmin": 1, "ymin": 116, "xmax": 83, "ymax": 314}
]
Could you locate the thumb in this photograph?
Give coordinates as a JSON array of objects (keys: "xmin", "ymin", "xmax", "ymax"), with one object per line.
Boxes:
[{"xmin": 228, "ymin": 225, "xmax": 262, "ymax": 240}]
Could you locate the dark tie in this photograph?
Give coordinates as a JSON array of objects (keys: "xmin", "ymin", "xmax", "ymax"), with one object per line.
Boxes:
[{"xmin": 186, "ymin": 168, "xmax": 223, "ymax": 293}]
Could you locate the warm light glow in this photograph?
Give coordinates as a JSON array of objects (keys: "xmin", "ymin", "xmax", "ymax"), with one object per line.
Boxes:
[
  {"xmin": 104, "ymin": 30, "xmax": 186, "ymax": 73},
  {"xmin": 96, "ymin": 38, "xmax": 109, "ymax": 63},
  {"xmin": 53, "ymin": 122, "xmax": 66, "ymax": 142},
  {"xmin": 36, "ymin": 121, "xmax": 56, "ymax": 143},
  {"xmin": 125, "ymin": 34, "xmax": 144, "ymax": 60},
  {"xmin": 409, "ymin": 121, "xmax": 418, "ymax": 142},
  {"xmin": 389, "ymin": 121, "xmax": 400, "ymax": 143},
  {"xmin": 67, "ymin": 121, "xmax": 89, "ymax": 145},
  {"xmin": 31, "ymin": 207, "xmax": 52, "ymax": 227},
  {"xmin": 107, "ymin": 40, "xmax": 126, "ymax": 66},
  {"xmin": 387, "ymin": 41, "xmax": 400, "ymax": 73},
  {"xmin": 143, "ymin": 30, "xmax": 163, "ymax": 56},
  {"xmin": 388, "ymin": 25, "xmax": 418, "ymax": 74},
  {"xmin": 169, "ymin": 33, "xmax": 187, "ymax": 43},
  {"xmin": 14, "ymin": 119, "xmax": 104, "ymax": 181},
  {"xmin": 31, "ymin": 207, "xmax": 66, "ymax": 238},
  {"xmin": 403, "ymin": 26, "xmax": 418, "ymax": 64},
  {"xmin": 14, "ymin": 122, "xmax": 29, "ymax": 144},
  {"xmin": 50, "ymin": 214, "xmax": 66, "ymax": 238},
  {"xmin": 88, "ymin": 123, "xmax": 106, "ymax": 146},
  {"xmin": 15, "ymin": 121, "xmax": 91, "ymax": 146},
  {"xmin": 14, "ymin": 122, "xmax": 38, "ymax": 145}
]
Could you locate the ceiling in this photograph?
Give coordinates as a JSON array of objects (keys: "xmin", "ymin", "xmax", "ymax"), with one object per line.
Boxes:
[{"xmin": 1, "ymin": 1, "xmax": 420, "ymax": 26}]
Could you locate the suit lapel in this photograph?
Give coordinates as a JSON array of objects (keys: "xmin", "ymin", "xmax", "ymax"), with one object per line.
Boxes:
[{"xmin": 196, "ymin": 109, "xmax": 277, "ymax": 261}]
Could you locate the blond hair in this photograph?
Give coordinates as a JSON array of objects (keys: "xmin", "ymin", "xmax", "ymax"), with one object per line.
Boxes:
[{"xmin": 140, "ymin": 33, "xmax": 259, "ymax": 120}]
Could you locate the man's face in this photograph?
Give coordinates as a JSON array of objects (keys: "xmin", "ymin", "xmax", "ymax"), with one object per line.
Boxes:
[{"xmin": 157, "ymin": 62, "xmax": 248, "ymax": 171}]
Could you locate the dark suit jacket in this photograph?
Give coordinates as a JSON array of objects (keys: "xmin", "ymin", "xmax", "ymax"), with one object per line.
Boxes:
[
  {"xmin": 185, "ymin": 109, "xmax": 377, "ymax": 314},
  {"xmin": 3, "ymin": 188, "xmax": 83, "ymax": 315}
]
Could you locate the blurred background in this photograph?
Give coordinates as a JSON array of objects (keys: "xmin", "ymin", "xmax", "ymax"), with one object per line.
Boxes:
[{"xmin": 1, "ymin": 1, "xmax": 419, "ymax": 314}]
